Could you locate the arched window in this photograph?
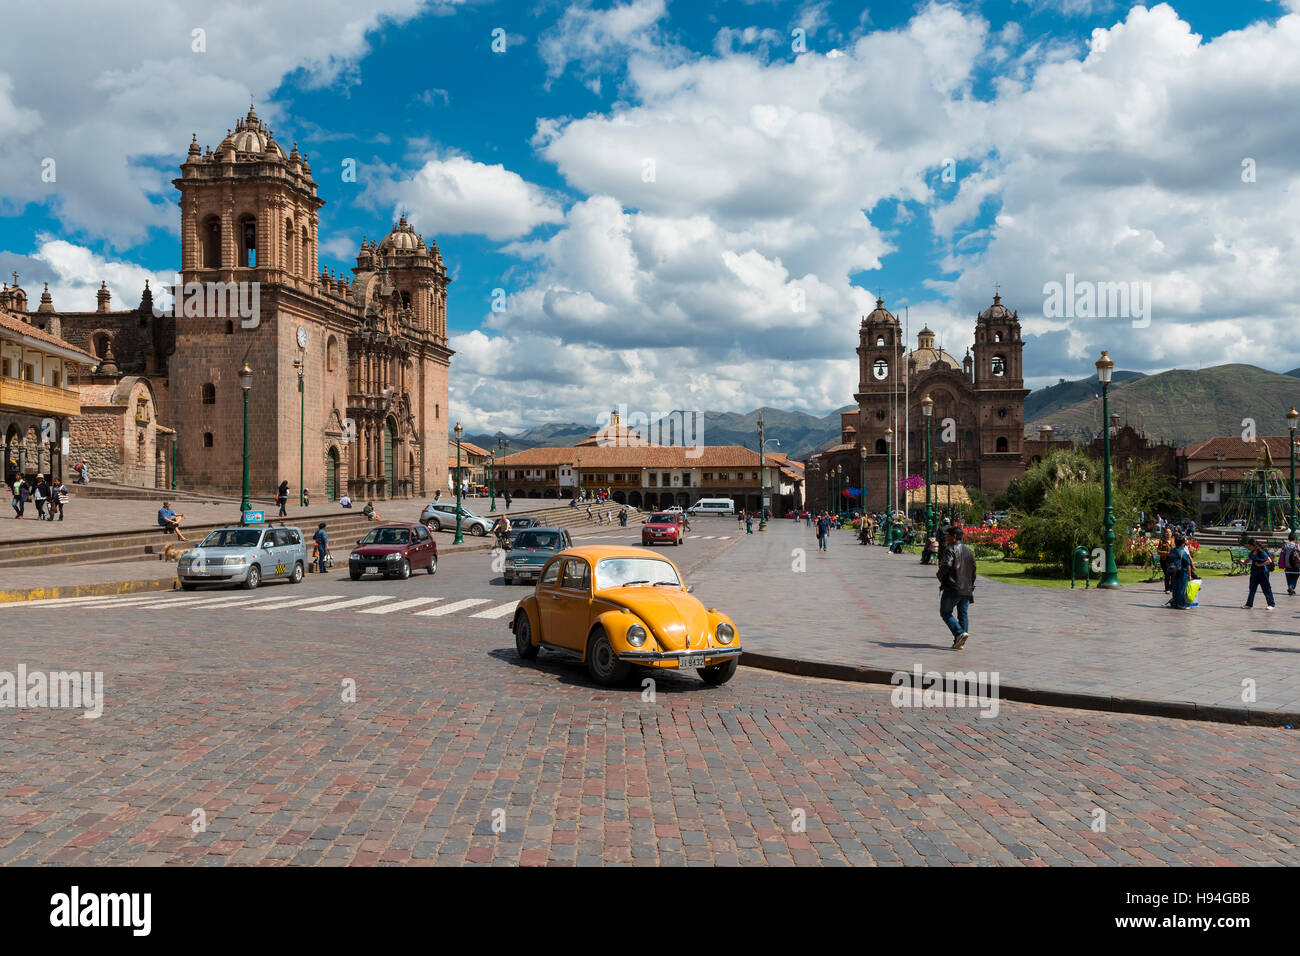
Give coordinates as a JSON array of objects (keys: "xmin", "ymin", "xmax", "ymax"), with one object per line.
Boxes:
[
  {"xmin": 203, "ymin": 432, "xmax": 214, "ymax": 447},
  {"xmin": 992, "ymin": 354, "xmax": 1006, "ymax": 377},
  {"xmin": 875, "ymin": 438, "xmax": 886, "ymax": 454},
  {"xmin": 326, "ymin": 335, "xmax": 339, "ymax": 372},
  {"xmin": 284, "ymin": 218, "xmax": 294, "ymax": 273},
  {"xmin": 875, "ymin": 335, "xmax": 885, "ymax": 347},
  {"xmin": 90, "ymin": 332, "xmax": 112, "ymax": 360},
  {"xmin": 202, "ymin": 216, "xmax": 222, "ymax": 269},
  {"xmin": 301, "ymin": 226, "xmax": 310, "ymax": 276},
  {"xmin": 872, "ymin": 358, "xmax": 888, "ymax": 380},
  {"xmin": 238, "ymin": 215, "xmax": 257, "ymax": 267},
  {"xmin": 996, "ymin": 437, "xmax": 1009, "ymax": 453},
  {"xmin": 201, "ymin": 383, "xmax": 216, "ymax": 405}
]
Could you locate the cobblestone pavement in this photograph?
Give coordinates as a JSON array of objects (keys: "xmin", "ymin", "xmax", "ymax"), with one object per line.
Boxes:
[
  {"xmin": 687, "ymin": 521, "xmax": 1300, "ymax": 715},
  {"xmin": 0, "ymin": 538, "xmax": 1297, "ymax": 865}
]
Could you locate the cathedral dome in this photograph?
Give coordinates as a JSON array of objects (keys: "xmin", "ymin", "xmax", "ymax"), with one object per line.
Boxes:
[
  {"xmin": 218, "ymin": 106, "xmax": 286, "ymax": 159},
  {"xmin": 379, "ymin": 215, "xmax": 423, "ymax": 253},
  {"xmin": 909, "ymin": 326, "xmax": 961, "ymax": 370}
]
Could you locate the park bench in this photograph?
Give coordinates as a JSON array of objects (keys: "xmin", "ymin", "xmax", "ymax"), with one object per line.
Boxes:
[{"xmin": 1227, "ymin": 547, "xmax": 1250, "ymax": 575}]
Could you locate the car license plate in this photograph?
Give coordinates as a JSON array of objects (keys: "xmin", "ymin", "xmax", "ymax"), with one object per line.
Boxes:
[{"xmin": 678, "ymin": 655, "xmax": 705, "ymax": 668}]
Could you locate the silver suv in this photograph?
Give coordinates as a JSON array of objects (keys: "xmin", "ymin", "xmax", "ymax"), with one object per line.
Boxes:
[
  {"xmin": 178, "ymin": 525, "xmax": 308, "ymax": 590},
  {"xmin": 419, "ymin": 502, "xmax": 491, "ymax": 536}
]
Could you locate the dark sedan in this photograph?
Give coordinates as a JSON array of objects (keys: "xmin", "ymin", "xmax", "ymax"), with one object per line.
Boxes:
[
  {"xmin": 502, "ymin": 527, "xmax": 572, "ymax": 584},
  {"xmin": 349, "ymin": 524, "xmax": 438, "ymax": 580}
]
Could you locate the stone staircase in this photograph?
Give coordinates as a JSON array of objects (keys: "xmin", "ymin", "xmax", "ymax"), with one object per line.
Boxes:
[{"xmin": 0, "ymin": 501, "xmax": 639, "ymax": 569}]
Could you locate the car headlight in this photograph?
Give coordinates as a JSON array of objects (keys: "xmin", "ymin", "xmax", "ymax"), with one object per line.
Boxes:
[
  {"xmin": 224, "ymin": 556, "xmax": 244, "ymax": 566},
  {"xmin": 626, "ymin": 625, "xmax": 648, "ymax": 647},
  {"xmin": 349, "ymin": 553, "xmax": 361, "ymax": 561},
  {"xmin": 716, "ymin": 622, "xmax": 735, "ymax": 644},
  {"xmin": 386, "ymin": 553, "xmax": 402, "ymax": 561}
]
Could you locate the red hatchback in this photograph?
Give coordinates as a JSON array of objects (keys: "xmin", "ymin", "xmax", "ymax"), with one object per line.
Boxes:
[
  {"xmin": 642, "ymin": 511, "xmax": 685, "ymax": 546},
  {"xmin": 348, "ymin": 524, "xmax": 438, "ymax": 580}
]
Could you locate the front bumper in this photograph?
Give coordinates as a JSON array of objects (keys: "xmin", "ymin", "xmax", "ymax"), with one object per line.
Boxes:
[{"xmin": 618, "ymin": 646, "xmax": 742, "ymax": 664}]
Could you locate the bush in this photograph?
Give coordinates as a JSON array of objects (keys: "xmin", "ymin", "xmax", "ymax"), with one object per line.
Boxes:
[
  {"xmin": 970, "ymin": 544, "xmax": 1003, "ymax": 560},
  {"xmin": 1024, "ymin": 564, "xmax": 1064, "ymax": 578}
]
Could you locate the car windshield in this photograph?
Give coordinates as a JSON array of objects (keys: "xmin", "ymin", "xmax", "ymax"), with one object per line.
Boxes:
[
  {"xmin": 595, "ymin": 557, "xmax": 682, "ymax": 590},
  {"xmin": 200, "ymin": 529, "xmax": 262, "ymax": 549},
  {"xmin": 649, "ymin": 513, "xmax": 676, "ymax": 523},
  {"xmin": 513, "ymin": 531, "xmax": 561, "ymax": 550},
  {"xmin": 361, "ymin": 528, "xmax": 410, "ymax": 546}
]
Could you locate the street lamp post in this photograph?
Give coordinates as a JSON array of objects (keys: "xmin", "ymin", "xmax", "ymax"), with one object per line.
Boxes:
[
  {"xmin": 1096, "ymin": 351, "xmax": 1120, "ymax": 588},
  {"xmin": 239, "ymin": 363, "xmax": 252, "ymax": 524},
  {"xmin": 884, "ymin": 427, "xmax": 893, "ymax": 547},
  {"xmin": 860, "ymin": 446, "xmax": 867, "ymax": 521},
  {"xmin": 295, "ymin": 354, "xmax": 305, "ymax": 506},
  {"xmin": 757, "ymin": 414, "xmax": 779, "ymax": 530},
  {"xmin": 1288, "ymin": 407, "xmax": 1298, "ymax": 531},
  {"xmin": 453, "ymin": 422, "xmax": 464, "ymax": 544},
  {"xmin": 576, "ymin": 455, "xmax": 582, "ymax": 501},
  {"xmin": 946, "ymin": 456, "xmax": 953, "ymax": 524},
  {"xmin": 490, "ymin": 437, "xmax": 508, "ymax": 510},
  {"xmin": 922, "ymin": 394, "xmax": 934, "ymax": 538}
]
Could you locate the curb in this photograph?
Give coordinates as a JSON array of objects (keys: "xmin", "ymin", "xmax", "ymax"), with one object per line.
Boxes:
[
  {"xmin": 738, "ymin": 652, "xmax": 1299, "ymax": 729},
  {"xmin": 0, "ymin": 577, "xmax": 178, "ymax": 604}
]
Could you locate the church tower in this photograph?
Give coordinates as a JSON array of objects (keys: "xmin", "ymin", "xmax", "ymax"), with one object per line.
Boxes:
[
  {"xmin": 972, "ymin": 293, "xmax": 1028, "ymax": 486},
  {"xmin": 169, "ymin": 107, "xmax": 350, "ymax": 494}
]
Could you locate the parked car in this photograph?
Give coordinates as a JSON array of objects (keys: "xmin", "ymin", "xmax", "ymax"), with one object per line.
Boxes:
[
  {"xmin": 348, "ymin": 523, "xmax": 438, "ymax": 580},
  {"xmin": 687, "ymin": 498, "xmax": 734, "ymax": 516},
  {"xmin": 510, "ymin": 546, "xmax": 741, "ymax": 686},
  {"xmin": 178, "ymin": 525, "xmax": 307, "ymax": 590},
  {"xmin": 420, "ymin": 502, "xmax": 492, "ymax": 536},
  {"xmin": 503, "ymin": 527, "xmax": 572, "ymax": 585},
  {"xmin": 641, "ymin": 511, "xmax": 685, "ymax": 546}
]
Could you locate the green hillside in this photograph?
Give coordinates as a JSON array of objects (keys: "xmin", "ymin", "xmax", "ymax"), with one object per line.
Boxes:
[
  {"xmin": 1024, "ymin": 370, "xmax": 1145, "ymax": 421},
  {"xmin": 1029, "ymin": 364, "xmax": 1300, "ymax": 446}
]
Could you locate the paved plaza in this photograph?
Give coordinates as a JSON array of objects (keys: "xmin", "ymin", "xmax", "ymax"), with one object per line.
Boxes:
[
  {"xmin": 689, "ymin": 520, "xmax": 1300, "ymax": 718},
  {"xmin": 0, "ymin": 526, "xmax": 1296, "ymax": 866}
]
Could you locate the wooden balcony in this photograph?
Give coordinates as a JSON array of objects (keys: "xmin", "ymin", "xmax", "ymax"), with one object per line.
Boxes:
[{"xmin": 0, "ymin": 379, "xmax": 80, "ymax": 417}]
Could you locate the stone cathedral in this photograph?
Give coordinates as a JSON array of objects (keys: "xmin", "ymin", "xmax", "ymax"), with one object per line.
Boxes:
[
  {"xmin": 812, "ymin": 294, "xmax": 1028, "ymax": 512},
  {"xmin": 45, "ymin": 107, "xmax": 453, "ymax": 499}
]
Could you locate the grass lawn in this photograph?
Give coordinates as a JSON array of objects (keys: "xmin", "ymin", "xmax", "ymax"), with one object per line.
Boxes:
[{"xmin": 895, "ymin": 544, "xmax": 1246, "ymax": 589}]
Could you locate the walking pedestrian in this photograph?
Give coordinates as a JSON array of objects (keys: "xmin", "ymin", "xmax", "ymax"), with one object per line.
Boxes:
[
  {"xmin": 302, "ymin": 487, "xmax": 310, "ymax": 507},
  {"xmin": 313, "ymin": 522, "xmax": 330, "ymax": 575},
  {"xmin": 51, "ymin": 477, "xmax": 67, "ymax": 522},
  {"xmin": 10, "ymin": 474, "xmax": 23, "ymax": 518},
  {"xmin": 737, "ymin": 509, "xmax": 745, "ymax": 531},
  {"xmin": 276, "ymin": 480, "xmax": 289, "ymax": 517},
  {"xmin": 745, "ymin": 513, "xmax": 753, "ymax": 534},
  {"xmin": 1241, "ymin": 537, "xmax": 1276, "ymax": 610},
  {"xmin": 1166, "ymin": 534, "xmax": 1191, "ymax": 609},
  {"xmin": 74, "ymin": 460, "xmax": 89, "ymax": 484},
  {"xmin": 1283, "ymin": 531, "xmax": 1300, "ymax": 596},
  {"xmin": 33, "ymin": 475, "xmax": 49, "ymax": 520},
  {"xmin": 504, "ymin": 489, "xmax": 512, "ymax": 511},
  {"xmin": 937, "ymin": 526, "xmax": 976, "ymax": 649},
  {"xmin": 816, "ymin": 512, "xmax": 830, "ymax": 551}
]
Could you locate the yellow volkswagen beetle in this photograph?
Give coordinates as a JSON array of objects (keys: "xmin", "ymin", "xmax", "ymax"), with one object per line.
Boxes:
[{"xmin": 510, "ymin": 545, "xmax": 741, "ymax": 686}]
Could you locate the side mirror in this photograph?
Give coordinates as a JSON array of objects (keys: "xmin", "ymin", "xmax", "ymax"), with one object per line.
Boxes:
[
  {"xmin": 356, "ymin": 539, "xmax": 362, "ymax": 545},
  {"xmin": 686, "ymin": 585, "xmax": 695, "ymax": 594},
  {"xmin": 263, "ymin": 542, "xmax": 273, "ymax": 550}
]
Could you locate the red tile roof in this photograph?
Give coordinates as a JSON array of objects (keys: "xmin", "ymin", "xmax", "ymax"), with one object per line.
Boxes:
[
  {"xmin": 0, "ymin": 308, "xmax": 97, "ymax": 361},
  {"xmin": 495, "ymin": 445, "xmax": 792, "ymax": 469},
  {"xmin": 1182, "ymin": 436, "xmax": 1295, "ymax": 460}
]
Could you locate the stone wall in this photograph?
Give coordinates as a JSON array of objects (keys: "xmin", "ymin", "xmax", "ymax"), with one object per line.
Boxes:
[{"xmin": 69, "ymin": 412, "xmax": 123, "ymax": 484}]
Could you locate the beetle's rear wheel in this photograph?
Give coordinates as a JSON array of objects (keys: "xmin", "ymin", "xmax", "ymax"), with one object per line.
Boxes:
[{"xmin": 514, "ymin": 612, "xmax": 538, "ymax": 659}]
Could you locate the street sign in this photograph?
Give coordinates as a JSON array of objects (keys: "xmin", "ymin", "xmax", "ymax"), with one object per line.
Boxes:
[{"xmin": 244, "ymin": 510, "xmax": 265, "ymax": 523}]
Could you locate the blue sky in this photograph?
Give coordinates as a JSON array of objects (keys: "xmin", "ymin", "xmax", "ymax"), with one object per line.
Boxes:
[{"xmin": 2, "ymin": 0, "xmax": 1298, "ymax": 431}]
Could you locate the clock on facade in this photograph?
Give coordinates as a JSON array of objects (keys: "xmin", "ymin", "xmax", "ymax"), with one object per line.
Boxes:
[{"xmin": 296, "ymin": 326, "xmax": 308, "ymax": 350}]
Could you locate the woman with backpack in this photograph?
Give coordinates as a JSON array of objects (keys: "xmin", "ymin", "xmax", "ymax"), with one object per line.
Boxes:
[
  {"xmin": 1282, "ymin": 531, "xmax": 1300, "ymax": 596},
  {"xmin": 1241, "ymin": 538, "xmax": 1277, "ymax": 610}
]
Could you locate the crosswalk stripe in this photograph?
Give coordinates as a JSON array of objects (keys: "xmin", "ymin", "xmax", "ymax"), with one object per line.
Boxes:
[
  {"xmin": 303, "ymin": 595, "xmax": 392, "ymax": 612},
  {"xmin": 250, "ymin": 595, "xmax": 350, "ymax": 611},
  {"xmin": 357, "ymin": 597, "xmax": 444, "ymax": 614},
  {"xmin": 0, "ymin": 593, "xmax": 152, "ymax": 610},
  {"xmin": 718, "ymin": 535, "xmax": 731, "ymax": 539},
  {"xmin": 701, "ymin": 535, "xmax": 715, "ymax": 539},
  {"xmin": 469, "ymin": 601, "xmax": 519, "ymax": 619},
  {"xmin": 124, "ymin": 595, "xmax": 239, "ymax": 610},
  {"xmin": 413, "ymin": 598, "xmax": 491, "ymax": 617}
]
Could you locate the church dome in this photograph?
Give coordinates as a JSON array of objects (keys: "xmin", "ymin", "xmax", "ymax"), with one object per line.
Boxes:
[
  {"xmin": 862, "ymin": 297, "xmax": 898, "ymax": 325},
  {"xmin": 909, "ymin": 326, "xmax": 961, "ymax": 370},
  {"xmin": 218, "ymin": 106, "xmax": 286, "ymax": 159},
  {"xmin": 978, "ymin": 293, "xmax": 1016, "ymax": 323},
  {"xmin": 379, "ymin": 215, "xmax": 424, "ymax": 253}
]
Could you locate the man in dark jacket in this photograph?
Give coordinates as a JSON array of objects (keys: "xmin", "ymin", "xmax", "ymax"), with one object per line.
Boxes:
[{"xmin": 937, "ymin": 526, "xmax": 977, "ymax": 649}]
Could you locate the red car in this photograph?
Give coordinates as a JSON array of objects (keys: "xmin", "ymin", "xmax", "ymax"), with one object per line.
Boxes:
[
  {"xmin": 642, "ymin": 511, "xmax": 685, "ymax": 546},
  {"xmin": 348, "ymin": 524, "xmax": 438, "ymax": 580}
]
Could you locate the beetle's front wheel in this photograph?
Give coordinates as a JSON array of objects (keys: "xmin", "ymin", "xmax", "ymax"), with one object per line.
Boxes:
[{"xmin": 586, "ymin": 629, "xmax": 631, "ymax": 686}]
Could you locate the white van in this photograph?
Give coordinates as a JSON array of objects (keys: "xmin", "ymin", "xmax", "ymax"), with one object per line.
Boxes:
[{"xmin": 688, "ymin": 498, "xmax": 735, "ymax": 516}]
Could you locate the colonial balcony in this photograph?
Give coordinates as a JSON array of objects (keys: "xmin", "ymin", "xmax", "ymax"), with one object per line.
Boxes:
[{"xmin": 0, "ymin": 379, "xmax": 80, "ymax": 417}]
